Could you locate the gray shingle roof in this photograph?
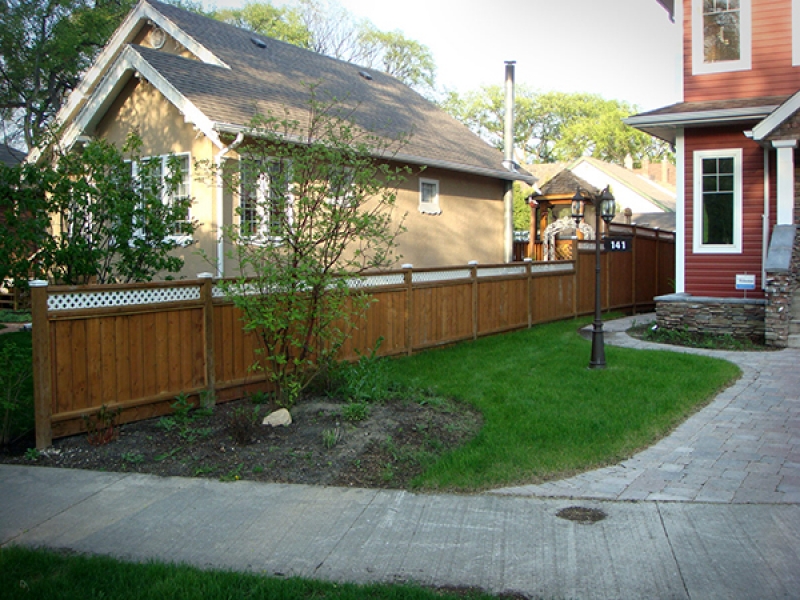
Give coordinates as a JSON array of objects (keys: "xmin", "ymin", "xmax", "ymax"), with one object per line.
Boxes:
[
  {"xmin": 138, "ymin": 0, "xmax": 527, "ymax": 181},
  {"xmin": 538, "ymin": 170, "xmax": 597, "ymax": 197}
]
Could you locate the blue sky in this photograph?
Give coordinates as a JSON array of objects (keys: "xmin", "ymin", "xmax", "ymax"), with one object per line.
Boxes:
[{"xmin": 205, "ymin": 0, "xmax": 681, "ymax": 111}]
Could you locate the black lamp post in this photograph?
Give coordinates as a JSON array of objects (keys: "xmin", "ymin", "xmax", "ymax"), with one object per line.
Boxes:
[{"xmin": 572, "ymin": 186, "xmax": 616, "ymax": 369}]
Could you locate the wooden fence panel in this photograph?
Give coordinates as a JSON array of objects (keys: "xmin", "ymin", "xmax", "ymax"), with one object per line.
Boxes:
[
  {"xmin": 32, "ymin": 226, "xmax": 675, "ymax": 446},
  {"xmin": 477, "ymin": 277, "xmax": 528, "ymax": 334}
]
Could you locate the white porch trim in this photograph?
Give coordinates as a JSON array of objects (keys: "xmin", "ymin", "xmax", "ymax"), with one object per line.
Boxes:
[{"xmin": 774, "ymin": 140, "xmax": 798, "ymax": 225}]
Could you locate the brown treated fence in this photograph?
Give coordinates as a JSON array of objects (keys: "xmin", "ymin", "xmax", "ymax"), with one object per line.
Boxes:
[{"xmin": 31, "ymin": 224, "xmax": 674, "ymax": 448}]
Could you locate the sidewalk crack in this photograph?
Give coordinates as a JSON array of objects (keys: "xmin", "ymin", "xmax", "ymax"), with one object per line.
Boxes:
[{"xmin": 656, "ymin": 502, "xmax": 691, "ymax": 600}]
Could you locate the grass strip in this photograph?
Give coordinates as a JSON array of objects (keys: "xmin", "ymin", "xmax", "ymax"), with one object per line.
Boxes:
[
  {"xmin": 387, "ymin": 317, "xmax": 741, "ymax": 491},
  {"xmin": 0, "ymin": 545, "xmax": 500, "ymax": 600}
]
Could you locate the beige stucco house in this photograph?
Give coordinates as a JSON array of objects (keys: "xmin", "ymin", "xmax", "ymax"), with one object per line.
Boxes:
[{"xmin": 44, "ymin": 0, "xmax": 533, "ymax": 278}]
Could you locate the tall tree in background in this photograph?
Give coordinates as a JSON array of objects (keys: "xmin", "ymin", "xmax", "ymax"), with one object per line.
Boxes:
[
  {"xmin": 0, "ymin": 0, "xmax": 135, "ymax": 149},
  {"xmin": 442, "ymin": 86, "xmax": 672, "ymax": 167},
  {"xmin": 213, "ymin": 0, "xmax": 436, "ymax": 95}
]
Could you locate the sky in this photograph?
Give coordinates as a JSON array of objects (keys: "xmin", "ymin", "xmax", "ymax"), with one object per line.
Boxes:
[{"xmin": 203, "ymin": 0, "xmax": 681, "ymax": 112}]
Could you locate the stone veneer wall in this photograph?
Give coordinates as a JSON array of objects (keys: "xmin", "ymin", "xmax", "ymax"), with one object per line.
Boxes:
[
  {"xmin": 764, "ymin": 271, "xmax": 791, "ymax": 347},
  {"xmin": 655, "ymin": 294, "xmax": 766, "ymax": 343}
]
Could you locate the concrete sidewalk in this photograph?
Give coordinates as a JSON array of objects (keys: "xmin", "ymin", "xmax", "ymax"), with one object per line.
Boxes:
[
  {"xmin": 2, "ymin": 464, "xmax": 799, "ymax": 599},
  {"xmin": 2, "ymin": 315, "xmax": 799, "ymax": 599}
]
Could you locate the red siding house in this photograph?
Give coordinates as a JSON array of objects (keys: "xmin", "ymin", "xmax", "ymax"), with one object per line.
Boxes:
[{"xmin": 628, "ymin": 0, "xmax": 800, "ymax": 346}]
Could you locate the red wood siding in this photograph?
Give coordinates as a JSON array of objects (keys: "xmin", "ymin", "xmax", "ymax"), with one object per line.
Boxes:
[
  {"xmin": 683, "ymin": 0, "xmax": 800, "ymax": 102},
  {"xmin": 684, "ymin": 127, "xmax": 768, "ymax": 297}
]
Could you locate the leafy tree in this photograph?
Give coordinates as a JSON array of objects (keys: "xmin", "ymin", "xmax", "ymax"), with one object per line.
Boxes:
[
  {"xmin": 442, "ymin": 86, "xmax": 673, "ymax": 166},
  {"xmin": 211, "ymin": 88, "xmax": 410, "ymax": 407},
  {"xmin": 0, "ymin": 133, "xmax": 196, "ymax": 286},
  {"xmin": 213, "ymin": 3, "xmax": 311, "ymax": 48},
  {"xmin": 0, "ymin": 0, "xmax": 136, "ymax": 149}
]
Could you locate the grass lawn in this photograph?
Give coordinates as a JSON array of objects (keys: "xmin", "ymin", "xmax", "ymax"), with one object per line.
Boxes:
[
  {"xmin": 387, "ymin": 317, "xmax": 741, "ymax": 491},
  {"xmin": 0, "ymin": 546, "xmax": 500, "ymax": 600}
]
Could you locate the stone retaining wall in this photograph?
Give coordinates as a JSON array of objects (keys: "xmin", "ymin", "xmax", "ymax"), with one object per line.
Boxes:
[{"xmin": 655, "ymin": 294, "xmax": 766, "ymax": 343}]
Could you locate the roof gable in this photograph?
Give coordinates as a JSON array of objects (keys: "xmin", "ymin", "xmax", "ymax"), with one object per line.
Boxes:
[
  {"xmin": 751, "ymin": 89, "xmax": 800, "ymax": 141},
  {"xmin": 51, "ymin": 0, "xmax": 532, "ymax": 183},
  {"xmin": 570, "ymin": 157, "xmax": 676, "ymax": 212}
]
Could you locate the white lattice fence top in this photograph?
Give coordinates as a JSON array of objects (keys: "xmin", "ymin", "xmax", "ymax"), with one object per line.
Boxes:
[
  {"xmin": 413, "ymin": 269, "xmax": 471, "ymax": 283},
  {"xmin": 347, "ymin": 273, "xmax": 405, "ymax": 289},
  {"xmin": 47, "ymin": 286, "xmax": 200, "ymax": 311},
  {"xmin": 530, "ymin": 262, "xmax": 574, "ymax": 274},
  {"xmin": 478, "ymin": 266, "xmax": 527, "ymax": 278}
]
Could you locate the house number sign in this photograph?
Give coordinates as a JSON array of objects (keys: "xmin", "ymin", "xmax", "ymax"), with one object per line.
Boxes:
[{"xmin": 603, "ymin": 236, "xmax": 632, "ymax": 252}]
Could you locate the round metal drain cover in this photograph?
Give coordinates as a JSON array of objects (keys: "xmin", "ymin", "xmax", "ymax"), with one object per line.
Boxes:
[{"xmin": 556, "ymin": 506, "xmax": 607, "ymax": 523}]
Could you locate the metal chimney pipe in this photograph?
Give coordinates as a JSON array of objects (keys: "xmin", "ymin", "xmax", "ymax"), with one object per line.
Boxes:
[
  {"xmin": 502, "ymin": 61, "xmax": 516, "ymax": 263},
  {"xmin": 503, "ymin": 61, "xmax": 516, "ymax": 169}
]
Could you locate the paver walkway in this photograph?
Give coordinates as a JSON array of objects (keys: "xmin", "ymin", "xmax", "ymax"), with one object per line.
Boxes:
[{"xmin": 492, "ymin": 314, "xmax": 800, "ymax": 503}]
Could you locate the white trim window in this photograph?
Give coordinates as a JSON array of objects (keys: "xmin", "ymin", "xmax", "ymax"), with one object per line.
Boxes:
[
  {"xmin": 239, "ymin": 157, "xmax": 291, "ymax": 242},
  {"xmin": 132, "ymin": 153, "xmax": 192, "ymax": 243},
  {"xmin": 418, "ymin": 178, "xmax": 441, "ymax": 215},
  {"xmin": 692, "ymin": 0, "xmax": 752, "ymax": 75},
  {"xmin": 326, "ymin": 166, "xmax": 355, "ymax": 207},
  {"xmin": 693, "ymin": 149, "xmax": 743, "ymax": 254}
]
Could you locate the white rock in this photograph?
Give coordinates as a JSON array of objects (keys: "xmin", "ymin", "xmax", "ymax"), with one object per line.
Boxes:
[{"xmin": 263, "ymin": 408, "xmax": 292, "ymax": 427}]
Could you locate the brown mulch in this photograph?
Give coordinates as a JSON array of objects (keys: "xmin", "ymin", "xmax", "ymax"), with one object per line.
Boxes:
[{"xmin": 1, "ymin": 395, "xmax": 483, "ymax": 491}]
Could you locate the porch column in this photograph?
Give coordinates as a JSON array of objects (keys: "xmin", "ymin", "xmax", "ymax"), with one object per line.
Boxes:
[{"xmin": 774, "ymin": 140, "xmax": 797, "ymax": 225}]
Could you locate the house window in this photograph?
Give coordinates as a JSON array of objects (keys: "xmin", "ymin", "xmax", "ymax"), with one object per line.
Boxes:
[
  {"xmin": 132, "ymin": 153, "xmax": 192, "ymax": 242},
  {"xmin": 418, "ymin": 178, "xmax": 441, "ymax": 215},
  {"xmin": 692, "ymin": 149, "xmax": 742, "ymax": 254},
  {"xmin": 239, "ymin": 158, "xmax": 291, "ymax": 241},
  {"xmin": 692, "ymin": 0, "xmax": 752, "ymax": 74},
  {"xmin": 326, "ymin": 166, "xmax": 355, "ymax": 207}
]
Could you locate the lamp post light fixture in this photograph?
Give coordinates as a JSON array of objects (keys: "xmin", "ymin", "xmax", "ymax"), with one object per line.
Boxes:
[{"xmin": 572, "ymin": 186, "xmax": 616, "ymax": 369}]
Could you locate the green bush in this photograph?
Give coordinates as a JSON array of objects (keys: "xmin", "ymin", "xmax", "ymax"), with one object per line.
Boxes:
[{"xmin": 0, "ymin": 336, "xmax": 33, "ymax": 446}]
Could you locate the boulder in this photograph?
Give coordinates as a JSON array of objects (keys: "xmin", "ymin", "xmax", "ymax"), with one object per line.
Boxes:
[{"xmin": 263, "ymin": 408, "xmax": 292, "ymax": 427}]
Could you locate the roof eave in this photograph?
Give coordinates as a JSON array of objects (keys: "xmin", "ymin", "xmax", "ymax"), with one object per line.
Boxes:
[
  {"xmin": 625, "ymin": 105, "xmax": 779, "ymax": 144},
  {"xmin": 213, "ymin": 123, "xmax": 536, "ymax": 184}
]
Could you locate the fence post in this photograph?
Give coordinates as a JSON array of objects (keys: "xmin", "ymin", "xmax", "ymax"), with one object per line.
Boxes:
[
  {"xmin": 631, "ymin": 225, "xmax": 638, "ymax": 313},
  {"xmin": 572, "ymin": 239, "xmax": 579, "ymax": 317},
  {"xmin": 524, "ymin": 258, "xmax": 533, "ymax": 328},
  {"xmin": 30, "ymin": 280, "xmax": 52, "ymax": 449},
  {"xmin": 469, "ymin": 261, "xmax": 479, "ymax": 340},
  {"xmin": 198, "ymin": 273, "xmax": 216, "ymax": 405},
  {"xmin": 402, "ymin": 264, "xmax": 413, "ymax": 356},
  {"xmin": 654, "ymin": 228, "xmax": 661, "ymax": 299}
]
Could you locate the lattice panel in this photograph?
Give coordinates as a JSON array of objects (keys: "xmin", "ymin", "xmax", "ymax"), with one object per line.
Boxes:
[
  {"xmin": 530, "ymin": 262, "xmax": 573, "ymax": 274},
  {"xmin": 413, "ymin": 269, "xmax": 471, "ymax": 283},
  {"xmin": 477, "ymin": 266, "xmax": 526, "ymax": 278},
  {"xmin": 347, "ymin": 274, "xmax": 405, "ymax": 289},
  {"xmin": 48, "ymin": 286, "xmax": 200, "ymax": 311}
]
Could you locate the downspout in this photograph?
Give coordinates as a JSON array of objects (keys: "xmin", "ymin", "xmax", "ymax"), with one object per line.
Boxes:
[
  {"xmin": 762, "ymin": 148, "xmax": 770, "ymax": 290},
  {"xmin": 503, "ymin": 61, "xmax": 516, "ymax": 263},
  {"xmin": 215, "ymin": 132, "xmax": 244, "ymax": 277}
]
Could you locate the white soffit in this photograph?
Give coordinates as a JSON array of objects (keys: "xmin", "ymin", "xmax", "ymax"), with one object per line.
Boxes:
[
  {"xmin": 751, "ymin": 90, "xmax": 800, "ymax": 141},
  {"xmin": 54, "ymin": 0, "xmax": 227, "ymax": 131},
  {"xmin": 65, "ymin": 46, "xmax": 223, "ymax": 151}
]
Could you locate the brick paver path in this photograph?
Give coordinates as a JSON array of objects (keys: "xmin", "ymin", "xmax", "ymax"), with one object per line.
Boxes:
[{"xmin": 491, "ymin": 315, "xmax": 800, "ymax": 504}]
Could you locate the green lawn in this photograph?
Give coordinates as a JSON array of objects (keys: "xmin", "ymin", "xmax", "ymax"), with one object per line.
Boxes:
[
  {"xmin": 387, "ymin": 317, "xmax": 740, "ymax": 491},
  {"xmin": 0, "ymin": 546, "xmax": 498, "ymax": 600}
]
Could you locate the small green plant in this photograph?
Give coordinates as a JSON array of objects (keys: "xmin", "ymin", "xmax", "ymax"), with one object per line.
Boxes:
[
  {"xmin": 154, "ymin": 447, "xmax": 181, "ymax": 462},
  {"xmin": 248, "ymin": 390, "xmax": 271, "ymax": 405},
  {"xmin": 198, "ymin": 389, "xmax": 216, "ymax": 410},
  {"xmin": 0, "ymin": 310, "xmax": 32, "ymax": 323},
  {"xmin": 0, "ymin": 341, "xmax": 32, "ymax": 446},
  {"xmin": 226, "ymin": 405, "xmax": 261, "ymax": 445},
  {"xmin": 194, "ymin": 465, "xmax": 214, "ymax": 476},
  {"xmin": 328, "ymin": 338, "xmax": 390, "ymax": 403},
  {"xmin": 83, "ymin": 404, "xmax": 122, "ymax": 446},
  {"xmin": 252, "ymin": 465, "xmax": 264, "ymax": 474},
  {"xmin": 24, "ymin": 447, "xmax": 40, "ymax": 461},
  {"xmin": 322, "ymin": 427, "xmax": 341, "ymax": 449},
  {"xmin": 220, "ymin": 463, "xmax": 244, "ymax": 482},
  {"xmin": 121, "ymin": 452, "xmax": 144, "ymax": 465},
  {"xmin": 634, "ymin": 323, "xmax": 763, "ymax": 351},
  {"xmin": 340, "ymin": 401, "xmax": 370, "ymax": 422}
]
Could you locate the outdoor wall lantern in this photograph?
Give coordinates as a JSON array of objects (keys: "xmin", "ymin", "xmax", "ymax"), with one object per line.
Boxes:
[{"xmin": 571, "ymin": 186, "xmax": 616, "ymax": 369}]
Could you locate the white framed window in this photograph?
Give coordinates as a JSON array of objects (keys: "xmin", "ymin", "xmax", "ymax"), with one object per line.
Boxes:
[
  {"xmin": 326, "ymin": 166, "xmax": 355, "ymax": 207},
  {"xmin": 239, "ymin": 157, "xmax": 292, "ymax": 242},
  {"xmin": 131, "ymin": 153, "xmax": 192, "ymax": 243},
  {"xmin": 692, "ymin": 0, "xmax": 752, "ymax": 75},
  {"xmin": 418, "ymin": 178, "xmax": 441, "ymax": 215},
  {"xmin": 692, "ymin": 149, "xmax": 743, "ymax": 254}
]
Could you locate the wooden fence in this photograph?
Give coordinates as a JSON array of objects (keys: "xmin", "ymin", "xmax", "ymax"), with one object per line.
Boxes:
[{"xmin": 31, "ymin": 225, "xmax": 674, "ymax": 448}]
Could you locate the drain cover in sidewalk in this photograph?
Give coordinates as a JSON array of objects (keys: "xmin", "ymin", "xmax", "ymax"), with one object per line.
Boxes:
[{"xmin": 556, "ymin": 506, "xmax": 607, "ymax": 523}]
